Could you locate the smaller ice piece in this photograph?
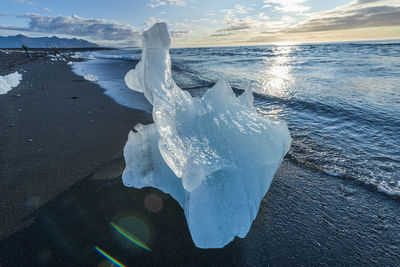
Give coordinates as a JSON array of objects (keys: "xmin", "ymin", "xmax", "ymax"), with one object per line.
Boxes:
[
  {"xmin": 123, "ymin": 23, "xmax": 291, "ymax": 248},
  {"xmin": 83, "ymin": 74, "xmax": 98, "ymax": 82},
  {"xmin": 0, "ymin": 71, "xmax": 22, "ymax": 95}
]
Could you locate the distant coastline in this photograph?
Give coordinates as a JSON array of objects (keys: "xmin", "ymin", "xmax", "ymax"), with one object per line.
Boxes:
[
  {"xmin": 0, "ymin": 34, "xmax": 100, "ymax": 49},
  {"xmin": 1, "ymin": 47, "xmax": 115, "ymax": 51}
]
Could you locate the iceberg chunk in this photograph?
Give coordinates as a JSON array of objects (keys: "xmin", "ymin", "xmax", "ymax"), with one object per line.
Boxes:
[
  {"xmin": 0, "ymin": 71, "xmax": 22, "ymax": 95},
  {"xmin": 123, "ymin": 23, "xmax": 291, "ymax": 248},
  {"xmin": 83, "ymin": 74, "xmax": 98, "ymax": 82}
]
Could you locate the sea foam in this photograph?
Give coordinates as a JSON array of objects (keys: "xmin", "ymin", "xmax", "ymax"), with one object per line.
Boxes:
[
  {"xmin": 123, "ymin": 23, "xmax": 291, "ymax": 248},
  {"xmin": 0, "ymin": 71, "xmax": 22, "ymax": 95}
]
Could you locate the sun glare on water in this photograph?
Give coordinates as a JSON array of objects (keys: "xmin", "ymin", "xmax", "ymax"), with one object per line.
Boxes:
[
  {"xmin": 260, "ymin": 45, "xmax": 295, "ymax": 99},
  {"xmin": 273, "ymin": 41, "xmax": 300, "ymax": 46}
]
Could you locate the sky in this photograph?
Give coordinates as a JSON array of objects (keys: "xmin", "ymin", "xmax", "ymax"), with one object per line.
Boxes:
[{"xmin": 0, "ymin": 0, "xmax": 399, "ymax": 47}]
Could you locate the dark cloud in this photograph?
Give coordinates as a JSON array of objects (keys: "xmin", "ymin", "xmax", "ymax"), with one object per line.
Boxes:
[
  {"xmin": 0, "ymin": 14, "xmax": 140, "ymax": 43},
  {"xmin": 216, "ymin": 22, "xmax": 252, "ymax": 32},
  {"xmin": 286, "ymin": 4, "xmax": 400, "ymax": 34},
  {"xmin": 0, "ymin": 25, "xmax": 26, "ymax": 31},
  {"xmin": 212, "ymin": 0, "xmax": 400, "ymax": 43},
  {"xmin": 171, "ymin": 30, "xmax": 189, "ymax": 38},
  {"xmin": 210, "ymin": 32, "xmax": 237, "ymax": 37},
  {"xmin": 356, "ymin": 0, "xmax": 380, "ymax": 4}
]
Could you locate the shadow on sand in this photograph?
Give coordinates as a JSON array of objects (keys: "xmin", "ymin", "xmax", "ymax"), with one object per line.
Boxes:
[{"xmin": 0, "ymin": 170, "xmax": 246, "ymax": 266}]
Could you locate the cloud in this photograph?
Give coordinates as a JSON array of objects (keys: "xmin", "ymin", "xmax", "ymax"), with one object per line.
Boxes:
[
  {"xmin": 215, "ymin": 5, "xmax": 261, "ymax": 34},
  {"xmin": 285, "ymin": 1, "xmax": 400, "ymax": 33},
  {"xmin": 220, "ymin": 4, "xmax": 255, "ymax": 18},
  {"xmin": 0, "ymin": 14, "xmax": 140, "ymax": 44},
  {"xmin": 234, "ymin": 4, "xmax": 255, "ymax": 15},
  {"xmin": 12, "ymin": 0, "xmax": 33, "ymax": 5},
  {"xmin": 257, "ymin": 12, "xmax": 269, "ymax": 20},
  {"xmin": 173, "ymin": 22, "xmax": 197, "ymax": 29},
  {"xmin": 143, "ymin": 17, "xmax": 165, "ymax": 27},
  {"xmin": 0, "ymin": 25, "xmax": 26, "ymax": 31},
  {"xmin": 39, "ymin": 7, "xmax": 52, "ymax": 12},
  {"xmin": 241, "ymin": 0, "xmax": 400, "ymax": 45},
  {"xmin": 147, "ymin": 0, "xmax": 187, "ymax": 8},
  {"xmin": 171, "ymin": 30, "xmax": 189, "ymax": 38},
  {"xmin": 205, "ymin": 10, "xmax": 217, "ymax": 16},
  {"xmin": 170, "ymin": 23, "xmax": 197, "ymax": 38},
  {"xmin": 212, "ymin": 15, "xmax": 296, "ymax": 40},
  {"xmin": 356, "ymin": 0, "xmax": 381, "ymax": 3},
  {"xmin": 263, "ymin": 0, "xmax": 310, "ymax": 13},
  {"xmin": 210, "ymin": 32, "xmax": 237, "ymax": 37},
  {"xmin": 216, "ymin": 20, "xmax": 252, "ymax": 32},
  {"xmin": 214, "ymin": 10, "xmax": 294, "ymax": 36},
  {"xmin": 189, "ymin": 18, "xmax": 210, "ymax": 23}
]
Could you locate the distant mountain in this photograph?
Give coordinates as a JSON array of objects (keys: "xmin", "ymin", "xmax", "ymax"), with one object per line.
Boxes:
[{"xmin": 0, "ymin": 34, "xmax": 99, "ymax": 48}]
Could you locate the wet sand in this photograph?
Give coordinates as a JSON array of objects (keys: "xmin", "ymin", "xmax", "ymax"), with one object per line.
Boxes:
[{"xmin": 0, "ymin": 51, "xmax": 399, "ymax": 266}]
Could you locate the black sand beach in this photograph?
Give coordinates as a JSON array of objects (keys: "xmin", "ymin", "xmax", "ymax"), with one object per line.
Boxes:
[{"xmin": 1, "ymin": 51, "xmax": 400, "ymax": 266}]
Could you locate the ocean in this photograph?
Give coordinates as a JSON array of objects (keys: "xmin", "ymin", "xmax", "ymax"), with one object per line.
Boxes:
[{"xmin": 71, "ymin": 41, "xmax": 400, "ymax": 198}]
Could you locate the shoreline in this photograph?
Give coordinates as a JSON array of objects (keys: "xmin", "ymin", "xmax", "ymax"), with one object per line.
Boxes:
[
  {"xmin": 0, "ymin": 51, "xmax": 399, "ymax": 266},
  {"xmin": 0, "ymin": 51, "xmax": 152, "ymax": 240}
]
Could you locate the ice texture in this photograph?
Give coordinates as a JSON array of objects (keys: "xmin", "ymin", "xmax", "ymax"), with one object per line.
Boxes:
[
  {"xmin": 123, "ymin": 23, "xmax": 291, "ymax": 248},
  {"xmin": 0, "ymin": 71, "xmax": 22, "ymax": 95}
]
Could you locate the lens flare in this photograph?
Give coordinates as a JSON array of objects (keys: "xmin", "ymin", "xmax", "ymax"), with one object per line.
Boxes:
[
  {"xmin": 94, "ymin": 246, "xmax": 126, "ymax": 267},
  {"xmin": 110, "ymin": 222, "xmax": 152, "ymax": 251}
]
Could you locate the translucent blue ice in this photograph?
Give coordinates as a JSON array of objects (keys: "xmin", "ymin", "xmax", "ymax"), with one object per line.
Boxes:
[{"xmin": 123, "ymin": 23, "xmax": 291, "ymax": 248}]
